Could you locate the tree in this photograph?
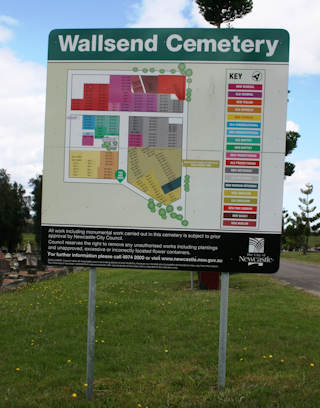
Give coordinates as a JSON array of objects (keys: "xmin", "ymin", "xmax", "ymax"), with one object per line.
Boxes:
[
  {"xmin": 284, "ymin": 212, "xmax": 305, "ymax": 251},
  {"xmin": 0, "ymin": 169, "xmax": 30, "ymax": 252},
  {"xmin": 294, "ymin": 183, "xmax": 320, "ymax": 253},
  {"xmin": 195, "ymin": 0, "xmax": 253, "ymax": 28},
  {"xmin": 285, "ymin": 131, "xmax": 300, "ymax": 177},
  {"xmin": 29, "ymin": 175, "xmax": 42, "ymax": 247}
]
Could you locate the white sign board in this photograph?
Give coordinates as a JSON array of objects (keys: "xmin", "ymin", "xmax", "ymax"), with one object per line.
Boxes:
[{"xmin": 42, "ymin": 28, "xmax": 289, "ymax": 272}]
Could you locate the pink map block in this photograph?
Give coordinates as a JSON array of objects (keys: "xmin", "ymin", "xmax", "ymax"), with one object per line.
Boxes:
[
  {"xmin": 82, "ymin": 135, "xmax": 94, "ymax": 146},
  {"xmin": 128, "ymin": 134, "xmax": 143, "ymax": 147}
]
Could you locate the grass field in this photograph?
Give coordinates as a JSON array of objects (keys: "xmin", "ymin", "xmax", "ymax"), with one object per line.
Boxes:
[
  {"xmin": 281, "ymin": 251, "xmax": 320, "ymax": 265},
  {"xmin": 309, "ymin": 235, "xmax": 320, "ymax": 247},
  {"xmin": 1, "ymin": 269, "xmax": 320, "ymax": 407},
  {"xmin": 20, "ymin": 233, "xmax": 37, "ymax": 251}
]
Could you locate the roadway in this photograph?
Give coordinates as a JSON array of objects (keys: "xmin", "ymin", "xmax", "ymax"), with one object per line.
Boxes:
[{"xmin": 274, "ymin": 259, "xmax": 320, "ymax": 297}]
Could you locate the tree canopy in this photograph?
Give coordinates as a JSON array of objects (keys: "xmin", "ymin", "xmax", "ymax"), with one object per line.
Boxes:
[
  {"xmin": 195, "ymin": 0, "xmax": 253, "ymax": 27},
  {"xmin": 0, "ymin": 169, "xmax": 30, "ymax": 252},
  {"xmin": 285, "ymin": 131, "xmax": 300, "ymax": 177},
  {"xmin": 282, "ymin": 183, "xmax": 320, "ymax": 252},
  {"xmin": 29, "ymin": 175, "xmax": 42, "ymax": 247}
]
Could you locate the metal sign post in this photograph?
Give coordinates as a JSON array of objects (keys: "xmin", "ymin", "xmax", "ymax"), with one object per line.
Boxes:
[
  {"xmin": 86, "ymin": 267, "xmax": 97, "ymax": 400},
  {"xmin": 218, "ymin": 272, "xmax": 229, "ymax": 388}
]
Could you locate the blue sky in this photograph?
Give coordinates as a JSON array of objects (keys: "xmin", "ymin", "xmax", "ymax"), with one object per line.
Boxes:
[{"xmin": 0, "ymin": 0, "xmax": 319, "ymax": 217}]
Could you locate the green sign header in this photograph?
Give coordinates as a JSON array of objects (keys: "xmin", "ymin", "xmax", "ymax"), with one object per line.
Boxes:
[{"xmin": 48, "ymin": 28, "xmax": 289, "ymax": 62}]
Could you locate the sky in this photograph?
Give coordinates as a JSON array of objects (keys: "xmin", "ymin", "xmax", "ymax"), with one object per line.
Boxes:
[{"xmin": 0, "ymin": 0, "xmax": 319, "ymax": 217}]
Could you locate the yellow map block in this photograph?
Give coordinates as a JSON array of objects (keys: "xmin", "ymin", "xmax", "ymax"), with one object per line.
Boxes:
[
  {"xmin": 128, "ymin": 147, "xmax": 181, "ymax": 204},
  {"xmin": 133, "ymin": 171, "xmax": 181, "ymax": 205},
  {"xmin": 69, "ymin": 150, "xmax": 100, "ymax": 178}
]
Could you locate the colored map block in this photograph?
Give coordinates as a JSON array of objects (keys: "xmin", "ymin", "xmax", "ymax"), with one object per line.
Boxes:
[
  {"xmin": 158, "ymin": 75, "xmax": 186, "ymax": 100},
  {"xmin": 98, "ymin": 151, "xmax": 119, "ymax": 179},
  {"xmin": 82, "ymin": 135, "xmax": 94, "ymax": 146},
  {"xmin": 82, "ymin": 115, "xmax": 96, "ymax": 129},
  {"xmin": 128, "ymin": 147, "xmax": 182, "ymax": 205},
  {"xmin": 128, "ymin": 134, "xmax": 143, "ymax": 147},
  {"xmin": 132, "ymin": 172, "xmax": 181, "ymax": 205},
  {"xmin": 131, "ymin": 76, "xmax": 144, "ymax": 93},
  {"xmin": 161, "ymin": 177, "xmax": 181, "ymax": 194},
  {"xmin": 95, "ymin": 116, "xmax": 119, "ymax": 137},
  {"xmin": 69, "ymin": 150, "xmax": 100, "ymax": 178},
  {"xmin": 142, "ymin": 76, "xmax": 158, "ymax": 93}
]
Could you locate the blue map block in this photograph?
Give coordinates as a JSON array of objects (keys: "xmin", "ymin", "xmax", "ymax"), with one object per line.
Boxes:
[
  {"xmin": 161, "ymin": 177, "xmax": 181, "ymax": 194},
  {"xmin": 82, "ymin": 115, "xmax": 96, "ymax": 129}
]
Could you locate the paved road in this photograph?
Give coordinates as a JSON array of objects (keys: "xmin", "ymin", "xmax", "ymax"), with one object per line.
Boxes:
[{"xmin": 274, "ymin": 259, "xmax": 320, "ymax": 297}]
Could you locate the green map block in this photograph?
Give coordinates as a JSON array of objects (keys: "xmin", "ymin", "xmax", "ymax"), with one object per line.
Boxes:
[
  {"xmin": 95, "ymin": 127, "xmax": 107, "ymax": 138},
  {"xmin": 95, "ymin": 116, "xmax": 120, "ymax": 136}
]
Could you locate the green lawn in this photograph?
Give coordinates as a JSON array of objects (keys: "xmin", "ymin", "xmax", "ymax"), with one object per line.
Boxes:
[
  {"xmin": 281, "ymin": 251, "xmax": 320, "ymax": 266},
  {"xmin": 1, "ymin": 269, "xmax": 320, "ymax": 407},
  {"xmin": 309, "ymin": 235, "xmax": 320, "ymax": 247},
  {"xmin": 20, "ymin": 233, "xmax": 37, "ymax": 251}
]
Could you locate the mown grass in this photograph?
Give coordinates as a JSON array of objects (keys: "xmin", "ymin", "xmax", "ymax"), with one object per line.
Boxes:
[
  {"xmin": 309, "ymin": 235, "xmax": 320, "ymax": 247},
  {"xmin": 0, "ymin": 269, "xmax": 320, "ymax": 407},
  {"xmin": 281, "ymin": 251, "xmax": 320, "ymax": 265}
]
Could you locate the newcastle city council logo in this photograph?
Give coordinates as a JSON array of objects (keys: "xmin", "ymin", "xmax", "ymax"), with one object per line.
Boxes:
[
  {"xmin": 239, "ymin": 237, "xmax": 273, "ymax": 267},
  {"xmin": 248, "ymin": 237, "xmax": 265, "ymax": 254}
]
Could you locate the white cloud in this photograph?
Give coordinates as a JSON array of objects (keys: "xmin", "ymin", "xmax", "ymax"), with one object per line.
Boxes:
[
  {"xmin": 0, "ymin": 15, "xmax": 18, "ymax": 44},
  {"xmin": 0, "ymin": 26, "xmax": 13, "ymax": 43},
  {"xmin": 196, "ymin": 0, "xmax": 320, "ymax": 75},
  {"xmin": 0, "ymin": 15, "xmax": 19, "ymax": 26},
  {"xmin": 0, "ymin": 47, "xmax": 46, "ymax": 188},
  {"xmin": 130, "ymin": 0, "xmax": 320, "ymax": 75},
  {"xmin": 128, "ymin": 0, "xmax": 191, "ymax": 27},
  {"xmin": 285, "ymin": 159, "xmax": 320, "ymax": 190},
  {"xmin": 286, "ymin": 121, "xmax": 300, "ymax": 132},
  {"xmin": 283, "ymin": 159, "xmax": 320, "ymax": 213}
]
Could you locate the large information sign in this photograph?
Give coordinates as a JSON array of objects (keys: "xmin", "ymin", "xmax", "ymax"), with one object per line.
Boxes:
[{"xmin": 42, "ymin": 28, "xmax": 289, "ymax": 273}]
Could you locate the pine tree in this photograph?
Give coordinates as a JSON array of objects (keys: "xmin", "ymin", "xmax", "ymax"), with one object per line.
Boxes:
[
  {"xmin": 293, "ymin": 183, "xmax": 320, "ymax": 254},
  {"xmin": 195, "ymin": 0, "xmax": 253, "ymax": 28}
]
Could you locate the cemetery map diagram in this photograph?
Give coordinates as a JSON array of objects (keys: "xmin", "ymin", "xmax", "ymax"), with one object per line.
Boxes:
[{"xmin": 65, "ymin": 68, "xmax": 190, "ymax": 226}]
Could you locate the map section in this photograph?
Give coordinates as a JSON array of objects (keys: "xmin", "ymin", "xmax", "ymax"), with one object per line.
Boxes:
[
  {"xmin": 221, "ymin": 69, "xmax": 265, "ymax": 229},
  {"xmin": 65, "ymin": 70, "xmax": 187, "ymax": 219},
  {"xmin": 128, "ymin": 116, "xmax": 182, "ymax": 205},
  {"xmin": 69, "ymin": 114, "xmax": 120, "ymax": 179},
  {"xmin": 71, "ymin": 74, "xmax": 185, "ymax": 113}
]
